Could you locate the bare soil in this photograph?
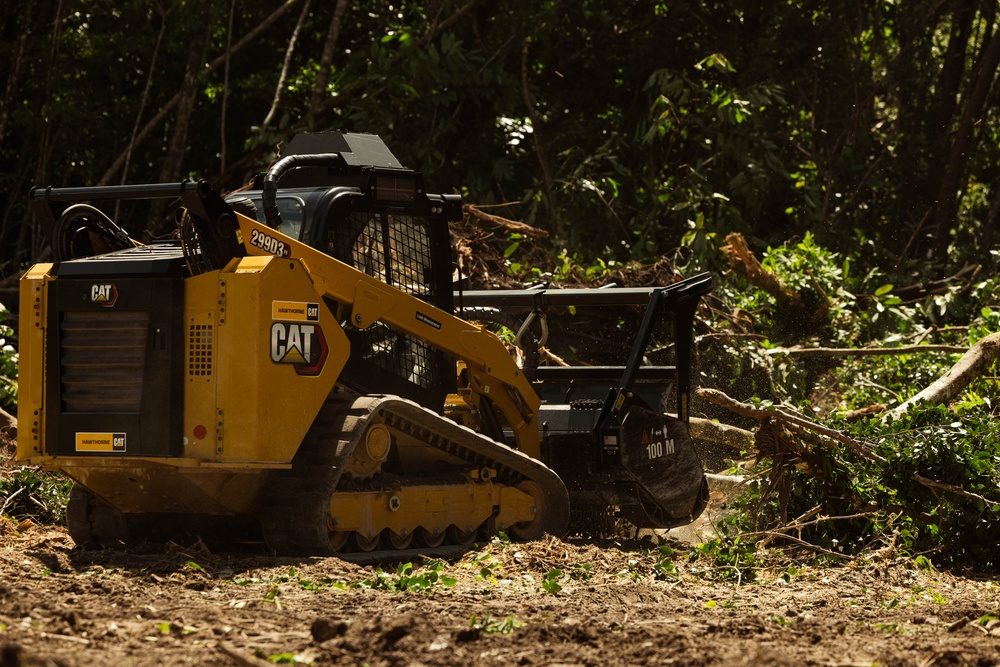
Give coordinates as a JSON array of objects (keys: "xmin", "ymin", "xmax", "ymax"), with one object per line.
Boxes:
[
  {"xmin": 2, "ymin": 243, "xmax": 998, "ymax": 666},
  {"xmin": 1, "ymin": 522, "xmax": 998, "ymax": 667}
]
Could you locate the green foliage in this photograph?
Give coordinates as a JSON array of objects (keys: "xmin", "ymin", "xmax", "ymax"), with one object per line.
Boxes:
[
  {"xmin": 3, "ymin": 0, "xmax": 1000, "ymax": 279},
  {"xmin": 697, "ymin": 229, "xmax": 1000, "ymax": 571},
  {"xmin": 358, "ymin": 560, "xmax": 457, "ymax": 593},
  {"xmin": 723, "ymin": 401, "xmax": 1000, "ymax": 570},
  {"xmin": 469, "ymin": 613, "xmax": 524, "ymax": 635},
  {"xmin": 0, "ymin": 304, "xmax": 16, "ymax": 410},
  {"xmin": 267, "ymin": 653, "xmax": 312, "ymax": 666},
  {"xmin": 688, "ymin": 538, "xmax": 759, "ymax": 583},
  {"xmin": 0, "ymin": 468, "xmax": 72, "ymax": 525},
  {"xmin": 652, "ymin": 544, "xmax": 678, "ymax": 580},
  {"xmin": 541, "ymin": 568, "xmax": 563, "ymax": 594}
]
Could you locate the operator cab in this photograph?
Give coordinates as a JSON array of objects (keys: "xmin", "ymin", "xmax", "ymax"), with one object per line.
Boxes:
[{"xmin": 227, "ymin": 131, "xmax": 464, "ymax": 411}]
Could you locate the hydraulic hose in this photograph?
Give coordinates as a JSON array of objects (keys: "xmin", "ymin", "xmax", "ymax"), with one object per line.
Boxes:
[{"xmin": 261, "ymin": 153, "xmax": 344, "ymax": 228}]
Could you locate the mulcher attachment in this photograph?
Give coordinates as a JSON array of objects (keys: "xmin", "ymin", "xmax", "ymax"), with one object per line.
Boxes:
[{"xmin": 460, "ymin": 272, "xmax": 713, "ymax": 534}]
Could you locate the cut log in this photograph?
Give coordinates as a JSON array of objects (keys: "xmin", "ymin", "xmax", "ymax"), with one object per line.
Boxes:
[{"xmin": 885, "ymin": 332, "xmax": 1000, "ymax": 420}]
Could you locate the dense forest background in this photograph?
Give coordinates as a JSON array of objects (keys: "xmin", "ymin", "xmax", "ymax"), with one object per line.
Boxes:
[
  {"xmin": 5, "ymin": 0, "xmax": 1000, "ymax": 567},
  {"xmin": 3, "ymin": 0, "xmax": 1000, "ymax": 279}
]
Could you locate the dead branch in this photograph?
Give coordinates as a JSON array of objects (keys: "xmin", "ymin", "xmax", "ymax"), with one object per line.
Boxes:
[
  {"xmin": 764, "ymin": 344, "xmax": 968, "ymax": 359},
  {"xmin": 885, "ymin": 332, "xmax": 1000, "ymax": 420},
  {"xmin": 1, "ymin": 407, "xmax": 15, "ymax": 460},
  {"xmin": 723, "ymin": 232, "xmax": 802, "ymax": 311},
  {"xmin": 539, "ymin": 348, "xmax": 569, "ymax": 367},
  {"xmin": 698, "ymin": 387, "xmax": 1000, "ymax": 507},
  {"xmin": 889, "ymin": 263, "xmax": 980, "ymax": 303},
  {"xmin": 218, "ymin": 644, "xmax": 272, "ymax": 667},
  {"xmin": 696, "ymin": 388, "xmax": 885, "ymax": 464},
  {"xmin": 464, "ymin": 203, "xmax": 549, "ymax": 239},
  {"xmin": 753, "ymin": 531, "xmax": 852, "ymax": 559},
  {"xmin": 689, "ymin": 417, "xmax": 755, "ymax": 452},
  {"xmin": 0, "ymin": 407, "xmax": 14, "ymax": 432},
  {"xmin": 841, "ymin": 404, "xmax": 886, "ymax": 421},
  {"xmin": 911, "ymin": 474, "xmax": 996, "ymax": 506}
]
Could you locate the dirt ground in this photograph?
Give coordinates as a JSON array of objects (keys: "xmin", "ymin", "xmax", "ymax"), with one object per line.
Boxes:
[{"xmin": 1, "ymin": 523, "xmax": 998, "ymax": 667}]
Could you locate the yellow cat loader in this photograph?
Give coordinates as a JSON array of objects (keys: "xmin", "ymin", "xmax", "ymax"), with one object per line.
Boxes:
[{"xmin": 17, "ymin": 132, "xmax": 712, "ymax": 554}]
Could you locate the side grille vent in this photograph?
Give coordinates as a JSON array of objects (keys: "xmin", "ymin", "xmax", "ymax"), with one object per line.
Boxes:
[
  {"xmin": 187, "ymin": 324, "xmax": 214, "ymax": 376},
  {"xmin": 60, "ymin": 310, "xmax": 149, "ymax": 413}
]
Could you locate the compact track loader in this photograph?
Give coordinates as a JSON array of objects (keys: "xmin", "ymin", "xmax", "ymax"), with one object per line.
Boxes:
[{"xmin": 17, "ymin": 132, "xmax": 712, "ymax": 554}]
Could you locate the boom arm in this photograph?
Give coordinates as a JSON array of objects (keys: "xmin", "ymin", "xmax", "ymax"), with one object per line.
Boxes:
[{"xmin": 234, "ymin": 213, "xmax": 543, "ymax": 458}]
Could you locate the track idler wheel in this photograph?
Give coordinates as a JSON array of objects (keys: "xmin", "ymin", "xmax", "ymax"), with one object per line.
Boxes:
[
  {"xmin": 352, "ymin": 532, "xmax": 381, "ymax": 552},
  {"xmin": 386, "ymin": 529, "xmax": 414, "ymax": 549},
  {"xmin": 326, "ymin": 519, "xmax": 350, "ymax": 552},
  {"xmin": 508, "ymin": 480, "xmax": 547, "ymax": 541},
  {"xmin": 415, "ymin": 526, "xmax": 446, "ymax": 548},
  {"xmin": 447, "ymin": 524, "xmax": 479, "ymax": 545}
]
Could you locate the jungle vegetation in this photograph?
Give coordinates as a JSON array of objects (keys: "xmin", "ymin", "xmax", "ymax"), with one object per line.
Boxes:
[{"xmin": 3, "ymin": 0, "xmax": 1000, "ymax": 569}]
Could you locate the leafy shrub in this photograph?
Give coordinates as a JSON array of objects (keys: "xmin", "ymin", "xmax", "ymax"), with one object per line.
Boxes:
[
  {"xmin": 0, "ymin": 303, "xmax": 16, "ymax": 410},
  {"xmin": 0, "ymin": 467, "xmax": 72, "ymax": 525}
]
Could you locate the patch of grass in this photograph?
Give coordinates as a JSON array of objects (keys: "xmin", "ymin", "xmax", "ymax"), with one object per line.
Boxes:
[
  {"xmin": 469, "ymin": 613, "xmax": 524, "ymax": 634},
  {"xmin": 541, "ymin": 568, "xmax": 563, "ymax": 594},
  {"xmin": 0, "ymin": 467, "xmax": 72, "ymax": 525},
  {"xmin": 358, "ymin": 560, "xmax": 457, "ymax": 593},
  {"xmin": 267, "ymin": 652, "xmax": 312, "ymax": 665}
]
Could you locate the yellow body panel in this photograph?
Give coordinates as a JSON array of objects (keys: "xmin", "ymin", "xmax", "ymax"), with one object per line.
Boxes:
[
  {"xmin": 184, "ymin": 255, "xmax": 347, "ymax": 464},
  {"xmin": 17, "ymin": 254, "xmax": 348, "ymax": 514},
  {"xmin": 16, "ymin": 211, "xmax": 542, "ymax": 521},
  {"xmin": 16, "ymin": 263, "xmax": 52, "ymax": 460}
]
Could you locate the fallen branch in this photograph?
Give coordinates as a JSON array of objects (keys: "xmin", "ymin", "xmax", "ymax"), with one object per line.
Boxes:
[
  {"xmin": 885, "ymin": 332, "xmax": 1000, "ymax": 420},
  {"xmin": 0, "ymin": 406, "xmax": 15, "ymax": 432},
  {"xmin": 1, "ymin": 406, "xmax": 16, "ymax": 460},
  {"xmin": 464, "ymin": 203, "xmax": 549, "ymax": 239},
  {"xmin": 689, "ymin": 417, "xmax": 755, "ymax": 452},
  {"xmin": 538, "ymin": 348, "xmax": 570, "ymax": 367},
  {"xmin": 697, "ymin": 387, "xmax": 1000, "ymax": 507},
  {"xmin": 751, "ymin": 531, "xmax": 851, "ymax": 559},
  {"xmin": 764, "ymin": 344, "xmax": 967, "ymax": 359},
  {"xmin": 911, "ymin": 474, "xmax": 996, "ymax": 506},
  {"xmin": 696, "ymin": 388, "xmax": 885, "ymax": 464},
  {"xmin": 218, "ymin": 644, "xmax": 272, "ymax": 667},
  {"xmin": 723, "ymin": 232, "xmax": 802, "ymax": 311}
]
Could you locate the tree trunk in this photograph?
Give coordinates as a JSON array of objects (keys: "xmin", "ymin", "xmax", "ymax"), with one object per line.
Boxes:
[
  {"xmin": 931, "ymin": 13, "xmax": 1000, "ymax": 260},
  {"xmin": 982, "ymin": 181, "xmax": 1000, "ymax": 248},
  {"xmin": 119, "ymin": 5, "xmax": 168, "ymax": 190},
  {"xmin": 308, "ymin": 0, "xmax": 350, "ymax": 119},
  {"xmin": 149, "ymin": 2, "xmax": 214, "ymax": 236},
  {"xmin": 885, "ymin": 332, "xmax": 1000, "ymax": 420},
  {"xmin": 158, "ymin": 12, "xmax": 212, "ymax": 184},
  {"xmin": 928, "ymin": 0, "xmax": 976, "ymax": 178},
  {"xmin": 261, "ymin": 0, "xmax": 313, "ymax": 131},
  {"xmin": 220, "ymin": 0, "xmax": 237, "ymax": 173},
  {"xmin": 0, "ymin": 1, "xmax": 36, "ymax": 147},
  {"xmin": 521, "ymin": 38, "xmax": 560, "ymax": 236},
  {"xmin": 96, "ymin": 0, "xmax": 303, "ymax": 187}
]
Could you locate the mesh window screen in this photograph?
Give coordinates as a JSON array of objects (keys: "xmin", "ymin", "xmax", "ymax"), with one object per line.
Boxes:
[
  {"xmin": 349, "ymin": 213, "xmax": 435, "ymax": 299},
  {"xmin": 330, "ymin": 209, "xmax": 451, "ymax": 404}
]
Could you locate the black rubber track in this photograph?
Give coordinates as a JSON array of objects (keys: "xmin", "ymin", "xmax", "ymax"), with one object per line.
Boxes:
[{"xmin": 260, "ymin": 393, "xmax": 570, "ymax": 556}]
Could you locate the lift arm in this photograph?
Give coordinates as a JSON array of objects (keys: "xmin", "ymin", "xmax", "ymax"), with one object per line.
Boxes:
[{"xmin": 234, "ymin": 213, "xmax": 543, "ymax": 459}]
